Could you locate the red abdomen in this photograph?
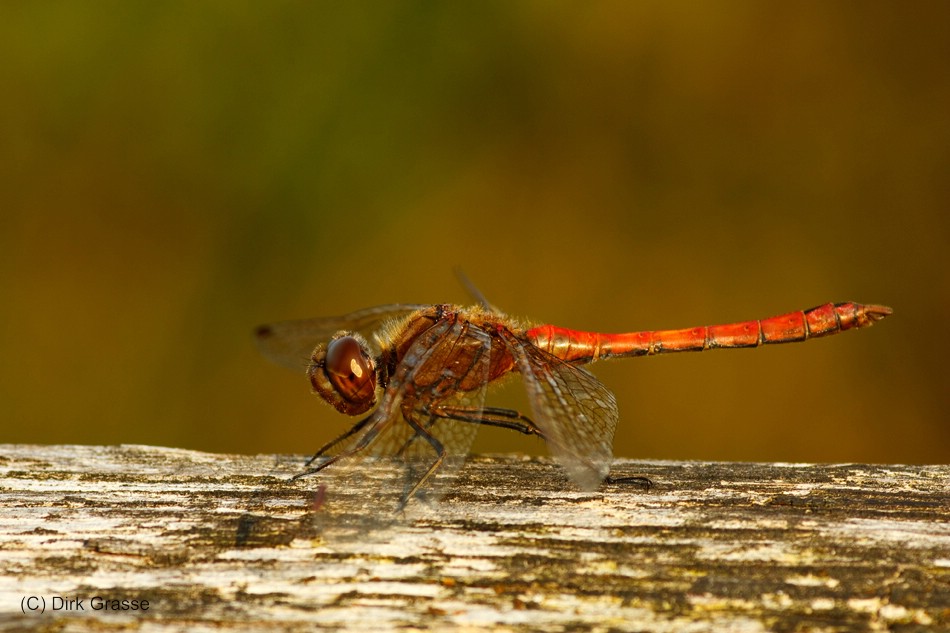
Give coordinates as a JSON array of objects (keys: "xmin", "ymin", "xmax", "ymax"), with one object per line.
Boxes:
[{"xmin": 526, "ymin": 302, "xmax": 892, "ymax": 364}]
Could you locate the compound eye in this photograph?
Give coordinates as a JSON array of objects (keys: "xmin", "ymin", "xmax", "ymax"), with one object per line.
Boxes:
[{"xmin": 323, "ymin": 335, "xmax": 376, "ymax": 407}]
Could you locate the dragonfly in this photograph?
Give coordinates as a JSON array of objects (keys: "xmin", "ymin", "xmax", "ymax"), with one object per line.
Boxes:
[{"xmin": 255, "ymin": 296, "xmax": 891, "ymax": 507}]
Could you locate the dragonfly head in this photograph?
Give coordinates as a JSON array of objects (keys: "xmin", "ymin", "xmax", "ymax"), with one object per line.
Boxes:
[{"xmin": 308, "ymin": 332, "xmax": 378, "ymax": 415}]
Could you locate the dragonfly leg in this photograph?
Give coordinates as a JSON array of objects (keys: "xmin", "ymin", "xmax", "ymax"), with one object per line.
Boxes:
[
  {"xmin": 291, "ymin": 454, "xmax": 343, "ymax": 481},
  {"xmin": 303, "ymin": 414, "xmax": 374, "ymax": 467},
  {"xmin": 291, "ymin": 417, "xmax": 384, "ymax": 481},
  {"xmin": 397, "ymin": 413, "xmax": 445, "ymax": 509},
  {"xmin": 389, "ymin": 405, "xmax": 544, "ymax": 464},
  {"xmin": 430, "ymin": 405, "xmax": 546, "ymax": 438}
]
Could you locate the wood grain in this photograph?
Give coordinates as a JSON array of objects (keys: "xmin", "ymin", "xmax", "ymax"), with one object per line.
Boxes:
[{"xmin": 1, "ymin": 444, "xmax": 947, "ymax": 631}]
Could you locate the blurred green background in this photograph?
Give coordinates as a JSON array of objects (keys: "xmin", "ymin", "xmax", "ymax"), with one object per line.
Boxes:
[{"xmin": 2, "ymin": 2, "xmax": 947, "ymax": 465}]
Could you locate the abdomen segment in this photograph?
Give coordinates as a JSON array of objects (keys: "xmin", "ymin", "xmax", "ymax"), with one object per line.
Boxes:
[{"xmin": 526, "ymin": 302, "xmax": 892, "ymax": 363}]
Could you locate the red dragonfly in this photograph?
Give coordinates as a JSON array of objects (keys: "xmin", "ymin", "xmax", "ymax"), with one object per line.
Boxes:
[{"xmin": 256, "ymin": 297, "xmax": 891, "ymax": 506}]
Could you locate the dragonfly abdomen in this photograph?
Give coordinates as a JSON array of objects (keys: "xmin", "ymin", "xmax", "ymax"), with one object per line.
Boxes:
[{"xmin": 526, "ymin": 302, "xmax": 892, "ymax": 363}]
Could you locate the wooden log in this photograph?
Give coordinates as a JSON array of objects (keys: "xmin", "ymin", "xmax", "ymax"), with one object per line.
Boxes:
[{"xmin": 1, "ymin": 444, "xmax": 947, "ymax": 631}]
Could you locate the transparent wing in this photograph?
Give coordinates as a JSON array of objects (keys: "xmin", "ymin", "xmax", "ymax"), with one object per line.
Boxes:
[
  {"xmin": 454, "ymin": 267, "xmax": 504, "ymax": 314},
  {"xmin": 254, "ymin": 304, "xmax": 429, "ymax": 371},
  {"xmin": 304, "ymin": 316, "xmax": 490, "ymax": 511},
  {"xmin": 500, "ymin": 330, "xmax": 618, "ymax": 490}
]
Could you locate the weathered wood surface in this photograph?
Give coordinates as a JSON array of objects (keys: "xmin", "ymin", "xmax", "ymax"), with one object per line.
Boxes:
[{"xmin": 0, "ymin": 444, "xmax": 947, "ymax": 632}]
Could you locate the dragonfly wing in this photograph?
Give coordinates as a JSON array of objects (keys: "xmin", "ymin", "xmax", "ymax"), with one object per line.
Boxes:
[
  {"xmin": 454, "ymin": 268, "xmax": 505, "ymax": 314},
  {"xmin": 501, "ymin": 331, "xmax": 618, "ymax": 490},
  {"xmin": 254, "ymin": 304, "xmax": 429, "ymax": 371}
]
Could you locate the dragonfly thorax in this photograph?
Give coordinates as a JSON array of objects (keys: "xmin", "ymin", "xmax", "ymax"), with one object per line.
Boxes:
[{"xmin": 308, "ymin": 333, "xmax": 378, "ymax": 415}]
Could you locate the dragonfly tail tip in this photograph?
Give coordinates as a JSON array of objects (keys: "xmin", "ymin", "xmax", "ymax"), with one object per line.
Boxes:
[{"xmin": 868, "ymin": 304, "xmax": 893, "ymax": 321}]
